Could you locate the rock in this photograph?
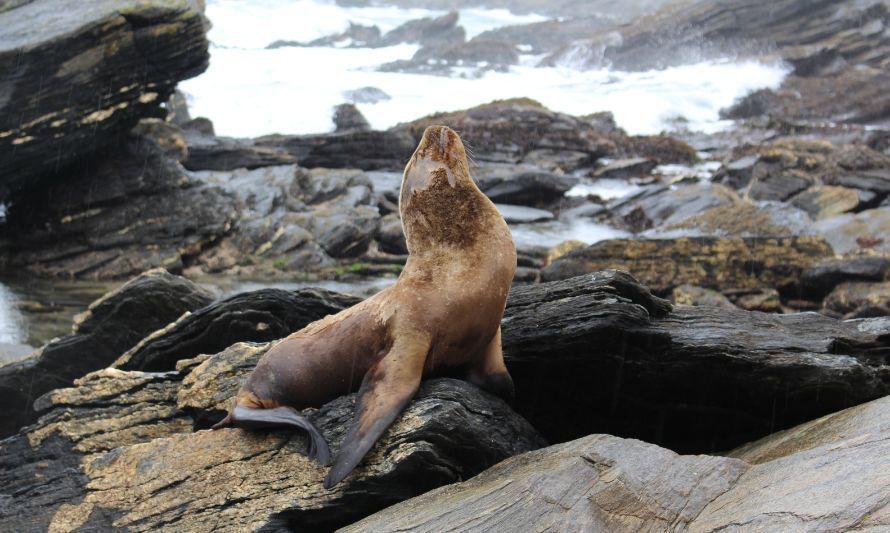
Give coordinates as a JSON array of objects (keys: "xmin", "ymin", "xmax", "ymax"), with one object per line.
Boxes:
[
  {"xmin": 592, "ymin": 158, "xmax": 656, "ymax": 180},
  {"xmin": 114, "ymin": 287, "xmax": 360, "ymax": 372},
  {"xmin": 182, "ymin": 128, "xmax": 296, "ymax": 171},
  {"xmin": 540, "ymin": 237, "xmax": 833, "ymax": 295},
  {"xmin": 671, "ymin": 284, "xmax": 737, "ymax": 309},
  {"xmin": 504, "ymin": 271, "xmax": 890, "ymax": 452},
  {"xmin": 494, "ymin": 204, "xmax": 555, "ymax": 224},
  {"xmin": 789, "ymin": 185, "xmax": 860, "ymax": 220},
  {"xmin": 1, "ymin": 125, "xmax": 240, "ymax": 280},
  {"xmin": 269, "ymin": 22, "xmax": 381, "ymax": 49},
  {"xmin": 383, "ymin": 39, "xmax": 519, "ymax": 74},
  {"xmin": 256, "ymin": 129, "xmax": 415, "ymax": 170},
  {"xmin": 0, "ymin": 0, "xmax": 209, "ymax": 201},
  {"xmin": 693, "ymin": 396, "xmax": 890, "ymax": 531},
  {"xmin": 333, "ymin": 103, "xmax": 372, "ymax": 132},
  {"xmin": 653, "ymin": 202, "xmax": 816, "ymax": 238},
  {"xmin": 394, "ymin": 98, "xmax": 615, "ymax": 167},
  {"xmin": 613, "ymin": 135, "xmax": 698, "ymax": 165},
  {"xmin": 822, "ymin": 281, "xmax": 890, "ymax": 319},
  {"xmin": 800, "ymin": 256, "xmax": 890, "ymax": 300},
  {"xmin": 343, "ymin": 434, "xmax": 749, "ymax": 532},
  {"xmin": 476, "ymin": 168, "xmax": 578, "ymax": 207},
  {"xmin": 165, "ymin": 89, "xmax": 192, "ymax": 126},
  {"xmin": 303, "ymin": 205, "xmax": 381, "ymax": 258},
  {"xmin": 376, "ymin": 213, "xmax": 408, "ymax": 255},
  {"xmin": 748, "ymin": 173, "xmax": 815, "ymax": 202},
  {"xmin": 813, "ymin": 206, "xmax": 890, "ymax": 254},
  {"xmin": 729, "ymin": 288, "xmax": 783, "ymax": 313},
  {"xmin": 472, "ymin": 15, "xmax": 616, "ymax": 56},
  {"xmin": 607, "ymin": 181, "xmax": 741, "ymax": 233},
  {"xmin": 342, "ymin": 86, "xmax": 391, "ymax": 104},
  {"xmin": 0, "ymin": 269, "xmax": 213, "ymax": 437},
  {"xmin": 0, "ymin": 350, "xmax": 544, "ymax": 533},
  {"xmin": 348, "ymin": 394, "xmax": 890, "ymax": 532},
  {"xmin": 378, "ymin": 10, "xmax": 464, "ymax": 48}
]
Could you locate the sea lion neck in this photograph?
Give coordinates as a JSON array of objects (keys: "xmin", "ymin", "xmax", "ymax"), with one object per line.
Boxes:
[{"xmin": 399, "ymin": 126, "xmax": 497, "ymax": 252}]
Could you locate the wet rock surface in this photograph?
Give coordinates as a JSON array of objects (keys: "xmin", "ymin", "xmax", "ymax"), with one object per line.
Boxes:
[{"xmin": 0, "ymin": 0, "xmax": 209, "ymax": 201}]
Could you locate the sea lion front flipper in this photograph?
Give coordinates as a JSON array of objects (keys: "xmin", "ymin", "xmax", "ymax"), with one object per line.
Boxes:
[
  {"xmin": 466, "ymin": 327, "xmax": 515, "ymax": 405},
  {"xmin": 324, "ymin": 331, "xmax": 430, "ymax": 489}
]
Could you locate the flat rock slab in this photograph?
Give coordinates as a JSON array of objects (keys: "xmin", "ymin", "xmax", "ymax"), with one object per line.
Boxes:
[
  {"xmin": 0, "ymin": 0, "xmax": 209, "ymax": 199},
  {"xmin": 343, "ymin": 393, "xmax": 890, "ymax": 532}
]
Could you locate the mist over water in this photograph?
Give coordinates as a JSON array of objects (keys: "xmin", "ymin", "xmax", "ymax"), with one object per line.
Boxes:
[
  {"xmin": 0, "ymin": 283, "xmax": 25, "ymax": 345},
  {"xmin": 181, "ymin": 0, "xmax": 789, "ymax": 137}
]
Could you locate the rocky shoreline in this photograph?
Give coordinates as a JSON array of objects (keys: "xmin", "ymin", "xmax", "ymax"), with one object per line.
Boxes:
[{"xmin": 1, "ymin": 0, "xmax": 890, "ymax": 530}]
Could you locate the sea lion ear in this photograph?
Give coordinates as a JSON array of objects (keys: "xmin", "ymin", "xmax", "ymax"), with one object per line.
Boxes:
[{"xmin": 323, "ymin": 331, "xmax": 430, "ymax": 489}]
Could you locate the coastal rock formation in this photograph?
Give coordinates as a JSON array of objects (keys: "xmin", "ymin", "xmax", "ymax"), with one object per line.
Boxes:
[
  {"xmin": 0, "ymin": 269, "xmax": 213, "ymax": 437},
  {"xmin": 2, "ymin": 269, "xmax": 889, "ymax": 531},
  {"xmin": 0, "ymin": 123, "xmax": 239, "ymax": 280},
  {"xmin": 344, "ymin": 394, "xmax": 890, "ymax": 532},
  {"xmin": 0, "ymin": 0, "xmax": 209, "ymax": 201}
]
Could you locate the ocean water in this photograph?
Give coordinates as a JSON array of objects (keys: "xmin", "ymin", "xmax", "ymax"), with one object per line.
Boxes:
[{"xmin": 181, "ymin": 0, "xmax": 790, "ymax": 137}]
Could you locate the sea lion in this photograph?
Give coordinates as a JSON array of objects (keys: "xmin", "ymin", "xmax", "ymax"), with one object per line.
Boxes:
[{"xmin": 213, "ymin": 125, "xmax": 517, "ymax": 489}]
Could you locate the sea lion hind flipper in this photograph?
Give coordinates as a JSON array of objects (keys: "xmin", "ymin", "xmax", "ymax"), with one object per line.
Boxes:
[
  {"xmin": 227, "ymin": 405, "xmax": 332, "ymax": 465},
  {"xmin": 324, "ymin": 333, "xmax": 429, "ymax": 489}
]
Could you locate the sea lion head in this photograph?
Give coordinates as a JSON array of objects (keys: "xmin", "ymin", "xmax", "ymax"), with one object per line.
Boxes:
[{"xmin": 399, "ymin": 126, "xmax": 495, "ymax": 251}]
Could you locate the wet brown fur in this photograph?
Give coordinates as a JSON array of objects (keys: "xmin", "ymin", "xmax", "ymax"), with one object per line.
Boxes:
[{"xmin": 218, "ymin": 125, "xmax": 517, "ymax": 488}]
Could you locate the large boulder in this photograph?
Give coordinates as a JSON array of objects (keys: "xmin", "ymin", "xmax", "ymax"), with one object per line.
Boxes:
[
  {"xmin": 0, "ymin": 269, "xmax": 213, "ymax": 437},
  {"xmin": 344, "ymin": 394, "xmax": 890, "ymax": 532},
  {"xmin": 503, "ymin": 271, "xmax": 890, "ymax": 451},
  {"xmin": 0, "ymin": 0, "xmax": 209, "ymax": 201}
]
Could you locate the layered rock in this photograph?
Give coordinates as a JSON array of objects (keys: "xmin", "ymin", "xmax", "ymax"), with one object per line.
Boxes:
[
  {"xmin": 0, "ymin": 0, "xmax": 209, "ymax": 201},
  {"xmin": 0, "ymin": 269, "xmax": 213, "ymax": 437},
  {"xmin": 344, "ymin": 394, "xmax": 890, "ymax": 532},
  {"xmin": 0, "ymin": 122, "xmax": 239, "ymax": 280},
  {"xmin": 0, "ymin": 353, "xmax": 543, "ymax": 532},
  {"xmin": 502, "ymin": 271, "xmax": 890, "ymax": 451},
  {"xmin": 540, "ymin": 237, "xmax": 833, "ymax": 296}
]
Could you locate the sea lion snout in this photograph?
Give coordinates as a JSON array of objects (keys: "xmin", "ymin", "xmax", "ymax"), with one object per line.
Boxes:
[
  {"xmin": 417, "ymin": 125, "xmax": 462, "ymax": 164},
  {"xmin": 404, "ymin": 125, "xmax": 467, "ymax": 191}
]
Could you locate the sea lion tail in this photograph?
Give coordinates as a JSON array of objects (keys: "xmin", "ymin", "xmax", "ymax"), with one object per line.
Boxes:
[{"xmin": 219, "ymin": 405, "xmax": 331, "ymax": 465}]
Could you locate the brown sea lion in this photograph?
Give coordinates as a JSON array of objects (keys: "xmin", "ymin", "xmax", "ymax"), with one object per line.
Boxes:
[{"xmin": 213, "ymin": 125, "xmax": 517, "ymax": 489}]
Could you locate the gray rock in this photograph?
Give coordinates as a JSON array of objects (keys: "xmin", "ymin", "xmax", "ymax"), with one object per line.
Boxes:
[
  {"xmin": 347, "ymin": 393, "xmax": 890, "ymax": 532},
  {"xmin": 748, "ymin": 173, "xmax": 814, "ymax": 202},
  {"xmin": 342, "ymin": 434, "xmax": 749, "ymax": 532},
  {"xmin": 608, "ymin": 181, "xmax": 740, "ymax": 233},
  {"xmin": 376, "ymin": 213, "xmax": 408, "ymax": 255},
  {"xmin": 333, "ymin": 103, "xmax": 371, "ymax": 133},
  {"xmin": 789, "ymin": 185, "xmax": 860, "ymax": 220},
  {"xmin": 0, "ymin": 0, "xmax": 209, "ymax": 202},
  {"xmin": 801, "ymin": 256, "xmax": 890, "ymax": 300},
  {"xmin": 342, "ymin": 86, "xmax": 391, "ymax": 104},
  {"xmin": 478, "ymin": 169, "xmax": 579, "ymax": 207},
  {"xmin": 813, "ymin": 206, "xmax": 890, "ymax": 254},
  {"xmin": 593, "ymin": 157, "xmax": 656, "ymax": 180}
]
